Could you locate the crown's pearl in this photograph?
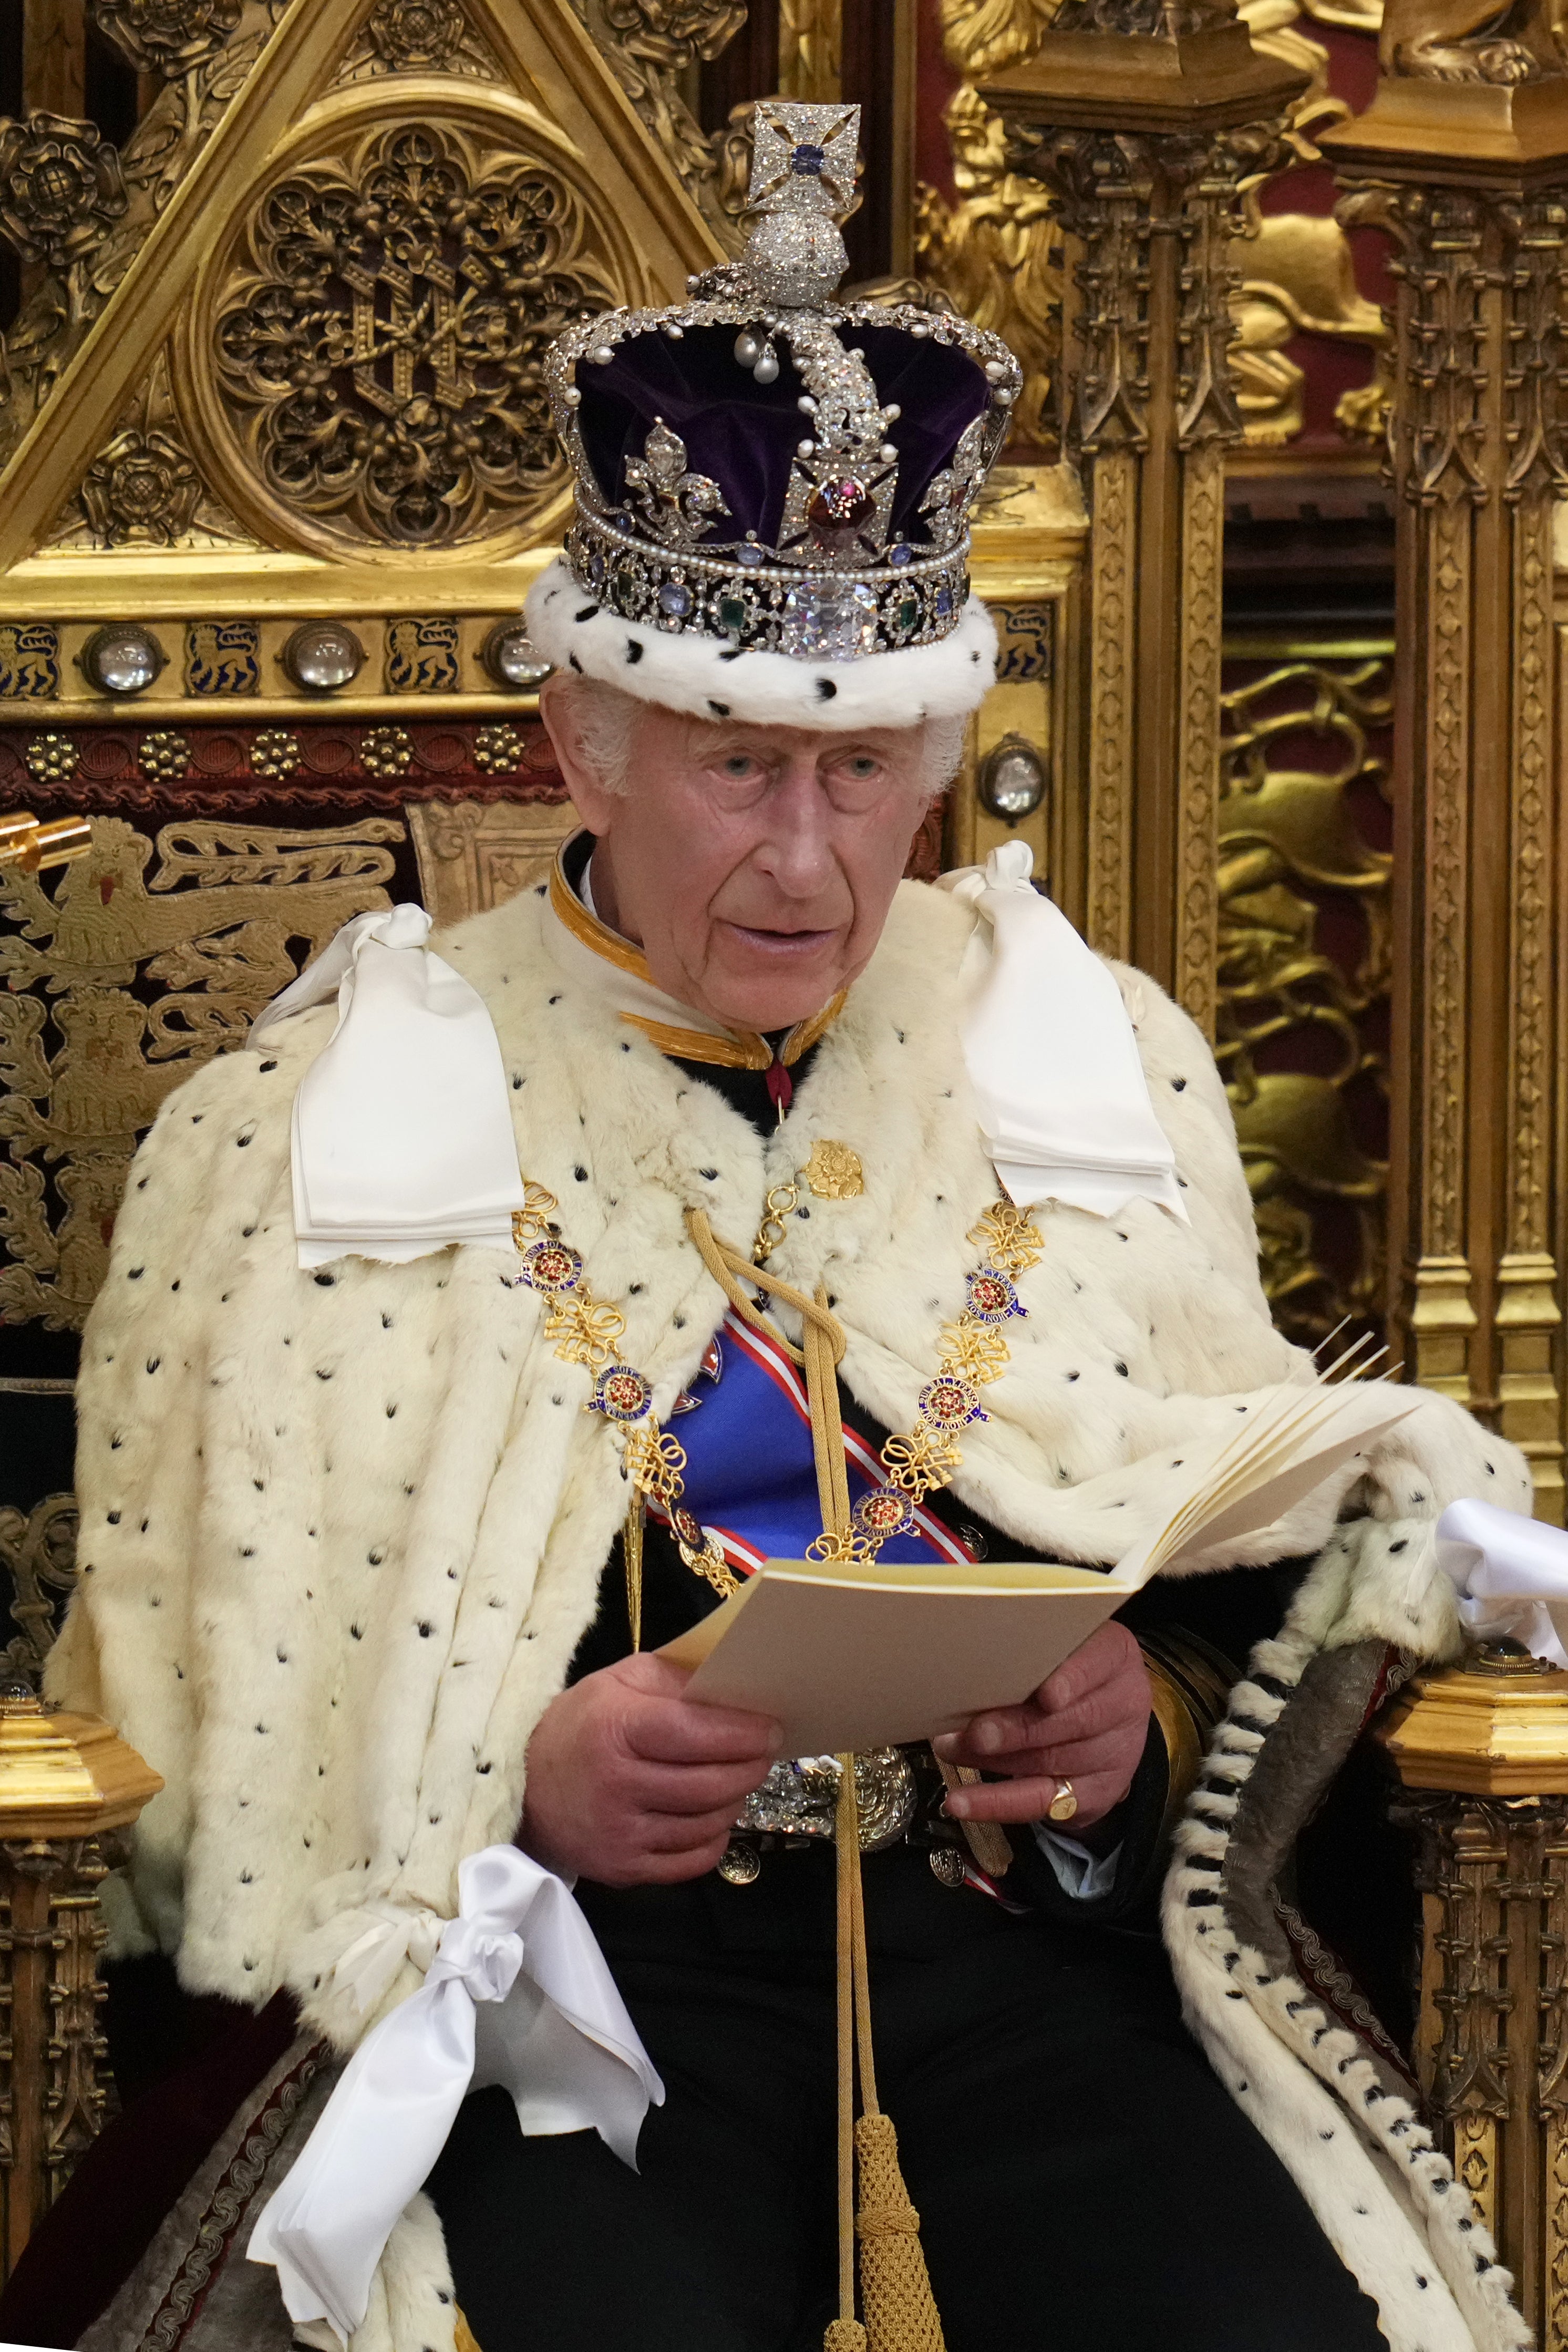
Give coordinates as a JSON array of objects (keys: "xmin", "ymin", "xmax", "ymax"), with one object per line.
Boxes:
[
  {"xmin": 880, "ymin": 443, "xmax": 898, "ymax": 463},
  {"xmin": 798, "ymin": 439, "xmax": 816, "ymax": 457},
  {"xmin": 589, "ymin": 345, "xmax": 614, "ymax": 366},
  {"xmin": 752, "ymin": 348, "xmax": 780, "ymax": 385},
  {"xmin": 735, "ymin": 331, "xmax": 760, "ymax": 368}
]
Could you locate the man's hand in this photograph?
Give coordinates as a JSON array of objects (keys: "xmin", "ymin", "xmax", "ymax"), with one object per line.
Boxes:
[
  {"xmin": 931, "ymin": 1621, "xmax": 1151, "ymax": 1830},
  {"xmin": 520, "ymin": 1653, "xmax": 782, "ymax": 1887}
]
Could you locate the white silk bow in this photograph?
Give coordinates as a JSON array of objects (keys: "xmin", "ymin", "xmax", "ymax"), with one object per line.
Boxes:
[
  {"xmin": 937, "ymin": 842, "xmax": 1187, "ymax": 1223},
  {"xmin": 252, "ymin": 905, "xmax": 527, "ymax": 1268},
  {"xmin": 1435, "ymin": 1498, "xmax": 1568, "ymax": 1667},
  {"xmin": 248, "ymin": 1846, "xmax": 663, "ymax": 2348}
]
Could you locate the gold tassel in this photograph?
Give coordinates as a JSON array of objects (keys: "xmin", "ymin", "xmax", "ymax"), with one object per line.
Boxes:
[
  {"xmin": 826, "ymin": 1762, "xmax": 947, "ymax": 2352},
  {"xmin": 853, "ymin": 2112, "xmax": 945, "ymax": 2352}
]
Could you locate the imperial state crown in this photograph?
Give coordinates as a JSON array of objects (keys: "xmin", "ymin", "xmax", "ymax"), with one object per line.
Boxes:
[{"xmin": 524, "ymin": 100, "xmax": 1022, "ymax": 730}]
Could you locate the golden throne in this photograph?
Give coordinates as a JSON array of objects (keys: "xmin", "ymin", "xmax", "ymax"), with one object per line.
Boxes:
[{"xmin": 3, "ymin": 0, "xmax": 1568, "ymax": 2335}]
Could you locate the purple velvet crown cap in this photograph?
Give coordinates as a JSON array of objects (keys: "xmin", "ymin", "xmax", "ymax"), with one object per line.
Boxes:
[{"xmin": 576, "ymin": 321, "xmax": 991, "ymax": 559}]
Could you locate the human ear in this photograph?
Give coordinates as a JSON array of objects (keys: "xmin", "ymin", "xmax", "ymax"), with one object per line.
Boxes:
[{"xmin": 539, "ymin": 672, "xmax": 618, "ymax": 833}]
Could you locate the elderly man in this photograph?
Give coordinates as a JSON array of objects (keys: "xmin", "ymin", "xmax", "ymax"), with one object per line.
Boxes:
[{"xmin": 4, "ymin": 98, "xmax": 1533, "ymax": 2352}]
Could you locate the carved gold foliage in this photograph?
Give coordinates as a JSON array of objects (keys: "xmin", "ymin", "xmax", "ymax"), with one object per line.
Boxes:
[
  {"xmin": 1231, "ymin": 198, "xmax": 1391, "ymax": 447},
  {"xmin": 0, "ymin": 817, "xmax": 402, "ymax": 1329},
  {"xmin": 914, "ymin": 87, "xmax": 1058, "ymax": 448},
  {"xmin": 91, "ymin": 0, "xmax": 243, "ymax": 75},
  {"xmin": 1378, "ymin": 0, "xmax": 1560, "ymax": 84},
  {"xmin": 777, "ymin": 0, "xmax": 842, "ymax": 101},
  {"xmin": 0, "ymin": 1495, "xmax": 78, "ymax": 1684},
  {"xmin": 334, "ymin": 0, "xmax": 503, "ymax": 80},
  {"xmin": 46, "ymin": 351, "xmax": 253, "ymax": 553},
  {"xmin": 1218, "ymin": 652, "xmax": 1394, "ymax": 1347},
  {"xmin": 574, "ymin": 0, "xmax": 749, "ymax": 252},
  {"xmin": 0, "ymin": 115, "xmax": 128, "ymax": 275},
  {"xmin": 0, "ymin": 2, "xmax": 288, "ymax": 468},
  {"xmin": 208, "ymin": 120, "xmax": 617, "ymax": 550}
]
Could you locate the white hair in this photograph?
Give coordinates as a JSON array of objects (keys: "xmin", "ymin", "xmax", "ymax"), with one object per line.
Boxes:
[{"xmin": 554, "ymin": 672, "xmax": 966, "ymax": 802}]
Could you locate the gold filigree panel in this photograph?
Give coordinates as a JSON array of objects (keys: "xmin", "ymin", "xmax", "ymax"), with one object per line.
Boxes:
[
  {"xmin": 192, "ymin": 107, "xmax": 621, "ymax": 557},
  {"xmin": 1218, "ymin": 645, "xmax": 1394, "ymax": 1349},
  {"xmin": 0, "ymin": 816, "xmax": 401, "ymax": 1327}
]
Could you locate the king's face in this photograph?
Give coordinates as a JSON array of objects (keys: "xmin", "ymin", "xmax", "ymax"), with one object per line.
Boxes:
[{"xmin": 547, "ymin": 690, "xmax": 934, "ymax": 1034}]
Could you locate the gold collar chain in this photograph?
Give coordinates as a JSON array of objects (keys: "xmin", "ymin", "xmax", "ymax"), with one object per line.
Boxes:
[{"xmin": 509, "ymin": 1178, "xmax": 1044, "ymax": 1618}]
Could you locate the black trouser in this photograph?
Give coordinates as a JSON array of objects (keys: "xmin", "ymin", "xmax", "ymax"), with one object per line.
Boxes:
[{"xmin": 428, "ymin": 1845, "xmax": 1387, "ymax": 2352}]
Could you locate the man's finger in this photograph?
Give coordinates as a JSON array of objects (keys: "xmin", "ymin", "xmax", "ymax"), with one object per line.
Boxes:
[
  {"xmin": 630, "ymin": 1757, "xmax": 777, "ymax": 1816},
  {"xmin": 638, "ymin": 1807, "xmax": 747, "ymax": 1855},
  {"xmin": 934, "ymin": 1673, "xmax": 1147, "ymax": 1763},
  {"xmin": 938, "ymin": 1726, "xmax": 1139, "ymax": 1786},
  {"xmin": 1035, "ymin": 1621, "xmax": 1143, "ymax": 1712},
  {"xmin": 945, "ymin": 1771, "xmax": 1128, "ymax": 1828},
  {"xmin": 625, "ymin": 1697, "xmax": 782, "ymax": 1768}
]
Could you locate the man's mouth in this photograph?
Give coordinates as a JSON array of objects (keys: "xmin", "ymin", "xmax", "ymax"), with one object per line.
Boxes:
[{"xmin": 721, "ymin": 922, "xmax": 838, "ymax": 957}]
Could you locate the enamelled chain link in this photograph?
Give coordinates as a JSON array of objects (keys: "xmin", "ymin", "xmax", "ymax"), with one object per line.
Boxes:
[
  {"xmin": 807, "ymin": 1197, "xmax": 1045, "ymax": 1563},
  {"xmin": 512, "ymin": 1180, "xmax": 1044, "ymax": 1591},
  {"xmin": 511, "ymin": 1183, "xmax": 739, "ymax": 1601}
]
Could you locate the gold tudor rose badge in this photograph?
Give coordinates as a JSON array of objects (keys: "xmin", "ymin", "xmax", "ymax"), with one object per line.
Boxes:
[{"xmin": 804, "ymin": 1139, "xmax": 864, "ymax": 1200}]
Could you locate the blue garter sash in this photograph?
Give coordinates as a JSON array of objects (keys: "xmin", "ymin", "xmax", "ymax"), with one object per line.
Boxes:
[{"xmin": 659, "ymin": 1310, "xmax": 975, "ymax": 1580}]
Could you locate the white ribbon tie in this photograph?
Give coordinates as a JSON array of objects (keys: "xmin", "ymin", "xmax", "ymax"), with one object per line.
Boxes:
[
  {"xmin": 937, "ymin": 843, "xmax": 1187, "ymax": 1222},
  {"xmin": 247, "ymin": 1845, "xmax": 664, "ymax": 2347},
  {"xmin": 252, "ymin": 905, "xmax": 527, "ymax": 1268}
]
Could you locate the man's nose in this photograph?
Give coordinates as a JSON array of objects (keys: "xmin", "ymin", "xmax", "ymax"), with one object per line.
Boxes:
[{"xmin": 750, "ymin": 757, "xmax": 837, "ymax": 895}]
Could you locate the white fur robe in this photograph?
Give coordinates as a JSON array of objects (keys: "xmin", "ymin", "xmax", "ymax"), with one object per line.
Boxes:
[{"xmin": 51, "ymin": 875, "xmax": 1533, "ymax": 2351}]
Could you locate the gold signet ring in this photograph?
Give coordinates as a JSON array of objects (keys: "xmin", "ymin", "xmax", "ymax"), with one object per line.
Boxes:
[{"xmin": 1047, "ymin": 1780, "xmax": 1078, "ymax": 1823}]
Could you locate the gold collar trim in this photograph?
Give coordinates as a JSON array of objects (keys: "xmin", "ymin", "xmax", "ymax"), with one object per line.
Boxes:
[{"xmin": 549, "ymin": 842, "xmax": 845, "ymax": 1072}]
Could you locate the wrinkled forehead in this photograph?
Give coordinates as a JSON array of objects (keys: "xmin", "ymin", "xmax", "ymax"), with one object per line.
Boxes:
[{"xmin": 649, "ymin": 699, "xmax": 933, "ymax": 762}]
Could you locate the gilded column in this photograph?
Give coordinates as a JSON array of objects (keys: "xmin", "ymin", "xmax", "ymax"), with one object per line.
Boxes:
[
  {"xmin": 1378, "ymin": 1654, "xmax": 1568, "ymax": 2344},
  {"xmin": 982, "ymin": 9, "xmax": 1305, "ymax": 1024},
  {"xmin": 1324, "ymin": 79, "xmax": 1568, "ymax": 1519},
  {"xmin": 0, "ymin": 1691, "xmax": 161, "ymax": 2280}
]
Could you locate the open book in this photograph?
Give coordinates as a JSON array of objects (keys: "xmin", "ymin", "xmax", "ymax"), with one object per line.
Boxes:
[{"xmin": 661, "ymin": 1379, "xmax": 1420, "ymax": 1756}]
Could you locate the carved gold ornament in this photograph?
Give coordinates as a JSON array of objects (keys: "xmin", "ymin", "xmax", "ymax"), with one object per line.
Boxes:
[
  {"xmin": 914, "ymin": 79, "xmax": 1058, "ymax": 450},
  {"xmin": 49, "ymin": 353, "xmax": 255, "ymax": 555},
  {"xmin": 360, "ymin": 727, "xmax": 413, "ymax": 778},
  {"xmin": 138, "ymin": 731, "xmax": 191, "ymax": 783},
  {"xmin": 24, "ymin": 737, "xmax": 77, "ymax": 787},
  {"xmin": 472, "ymin": 725, "xmax": 525, "ymax": 775},
  {"xmin": 335, "ymin": 0, "xmax": 500, "ymax": 82},
  {"xmin": 368, "ymin": 0, "xmax": 468, "ymax": 68},
  {"xmin": 251, "ymin": 730, "xmax": 301, "ymax": 778},
  {"xmin": 1218, "ymin": 651, "xmax": 1393, "ymax": 1348},
  {"xmin": 0, "ymin": 1496, "xmax": 78, "ymax": 1685},
  {"xmin": 91, "ymin": 0, "xmax": 243, "ymax": 75},
  {"xmin": 79, "ymin": 430, "xmax": 202, "ymax": 548},
  {"xmin": 208, "ymin": 121, "xmax": 618, "ymax": 551},
  {"xmin": 576, "ymin": 0, "xmax": 750, "ymax": 251},
  {"xmin": 0, "ymin": 115, "xmax": 129, "ymax": 275},
  {"xmin": 0, "ymin": 816, "xmax": 401, "ymax": 1328}
]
